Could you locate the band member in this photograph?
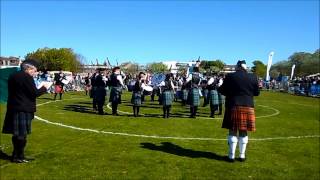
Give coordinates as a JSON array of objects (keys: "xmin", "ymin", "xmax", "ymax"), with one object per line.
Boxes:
[
  {"xmin": 217, "ymin": 74, "xmax": 225, "ymax": 115},
  {"xmin": 2, "ymin": 59, "xmax": 50, "ymax": 163},
  {"xmin": 201, "ymin": 75, "xmax": 209, "ymax": 107},
  {"xmin": 109, "ymin": 67, "xmax": 124, "ymax": 116},
  {"xmin": 207, "ymin": 75, "xmax": 219, "ymax": 118},
  {"xmin": 160, "ymin": 73, "xmax": 175, "ymax": 118},
  {"xmin": 90, "ymin": 69, "xmax": 100, "ymax": 111},
  {"xmin": 53, "ymin": 70, "xmax": 66, "ymax": 100},
  {"xmin": 181, "ymin": 77, "xmax": 188, "ymax": 106},
  {"xmin": 84, "ymin": 73, "xmax": 91, "ymax": 96},
  {"xmin": 186, "ymin": 67, "xmax": 201, "ymax": 118},
  {"xmin": 131, "ymin": 72, "xmax": 146, "ymax": 117},
  {"xmin": 95, "ymin": 74, "xmax": 106, "ymax": 115},
  {"xmin": 218, "ymin": 60, "xmax": 260, "ymax": 162}
]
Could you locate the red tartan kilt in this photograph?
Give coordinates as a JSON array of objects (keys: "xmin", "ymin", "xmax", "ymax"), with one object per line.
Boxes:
[
  {"xmin": 55, "ymin": 85, "xmax": 64, "ymax": 93},
  {"xmin": 222, "ymin": 106, "xmax": 256, "ymax": 131}
]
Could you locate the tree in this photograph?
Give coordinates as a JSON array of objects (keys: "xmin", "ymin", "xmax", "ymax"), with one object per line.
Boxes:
[
  {"xmin": 251, "ymin": 60, "xmax": 267, "ymax": 78},
  {"xmin": 200, "ymin": 59, "xmax": 225, "ymax": 73},
  {"xmin": 25, "ymin": 47, "xmax": 83, "ymax": 72},
  {"xmin": 146, "ymin": 62, "xmax": 168, "ymax": 73}
]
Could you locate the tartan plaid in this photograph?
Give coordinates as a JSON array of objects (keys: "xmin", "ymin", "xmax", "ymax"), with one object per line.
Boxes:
[
  {"xmin": 2, "ymin": 111, "xmax": 34, "ymax": 136},
  {"xmin": 182, "ymin": 89, "xmax": 188, "ymax": 101},
  {"xmin": 209, "ymin": 90, "xmax": 219, "ymax": 105},
  {"xmin": 162, "ymin": 90, "xmax": 174, "ymax": 106},
  {"xmin": 109, "ymin": 87, "xmax": 122, "ymax": 104},
  {"xmin": 54, "ymin": 85, "xmax": 64, "ymax": 93},
  {"xmin": 222, "ymin": 106, "xmax": 256, "ymax": 131},
  {"xmin": 131, "ymin": 92, "xmax": 142, "ymax": 106},
  {"xmin": 187, "ymin": 88, "xmax": 200, "ymax": 106},
  {"xmin": 218, "ymin": 93, "xmax": 225, "ymax": 104}
]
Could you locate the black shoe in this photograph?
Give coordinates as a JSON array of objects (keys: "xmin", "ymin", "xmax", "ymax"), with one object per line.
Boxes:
[
  {"xmin": 23, "ymin": 156, "xmax": 35, "ymax": 161},
  {"xmin": 238, "ymin": 158, "xmax": 246, "ymax": 162},
  {"xmin": 218, "ymin": 112, "xmax": 222, "ymax": 115},
  {"xmin": 12, "ymin": 158, "xmax": 29, "ymax": 163},
  {"xmin": 225, "ymin": 156, "xmax": 235, "ymax": 163},
  {"xmin": 210, "ymin": 115, "xmax": 215, "ymax": 118}
]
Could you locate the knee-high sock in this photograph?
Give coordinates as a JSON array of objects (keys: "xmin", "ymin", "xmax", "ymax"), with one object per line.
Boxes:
[
  {"xmin": 228, "ymin": 135, "xmax": 238, "ymax": 159},
  {"xmin": 190, "ymin": 107, "xmax": 194, "ymax": 117},
  {"xmin": 59, "ymin": 93, "xmax": 62, "ymax": 100},
  {"xmin": 194, "ymin": 106, "xmax": 198, "ymax": 117},
  {"xmin": 137, "ymin": 106, "xmax": 140, "ymax": 116},
  {"xmin": 218, "ymin": 104, "xmax": 223, "ymax": 114},
  {"xmin": 163, "ymin": 106, "xmax": 166, "ymax": 118},
  {"xmin": 166, "ymin": 106, "xmax": 170, "ymax": 118},
  {"xmin": 11, "ymin": 136, "xmax": 18, "ymax": 159},
  {"xmin": 133, "ymin": 106, "xmax": 136, "ymax": 116},
  {"xmin": 112, "ymin": 103, "xmax": 118, "ymax": 114},
  {"xmin": 16, "ymin": 136, "xmax": 26, "ymax": 159},
  {"xmin": 54, "ymin": 93, "xmax": 57, "ymax": 100},
  {"xmin": 210, "ymin": 104, "xmax": 215, "ymax": 116},
  {"xmin": 239, "ymin": 136, "xmax": 248, "ymax": 159}
]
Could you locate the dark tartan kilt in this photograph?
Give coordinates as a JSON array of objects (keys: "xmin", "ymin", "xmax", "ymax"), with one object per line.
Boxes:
[
  {"xmin": 109, "ymin": 87, "xmax": 122, "ymax": 104},
  {"xmin": 187, "ymin": 88, "xmax": 200, "ymax": 106},
  {"xmin": 95, "ymin": 87, "xmax": 106, "ymax": 104},
  {"xmin": 222, "ymin": 106, "xmax": 256, "ymax": 132},
  {"xmin": 2, "ymin": 111, "xmax": 34, "ymax": 136},
  {"xmin": 131, "ymin": 92, "xmax": 142, "ymax": 106},
  {"xmin": 218, "ymin": 93, "xmax": 225, "ymax": 104},
  {"xmin": 90, "ymin": 86, "xmax": 97, "ymax": 98},
  {"xmin": 162, "ymin": 91, "xmax": 174, "ymax": 106},
  {"xmin": 209, "ymin": 90, "xmax": 219, "ymax": 105},
  {"xmin": 182, "ymin": 89, "xmax": 188, "ymax": 101}
]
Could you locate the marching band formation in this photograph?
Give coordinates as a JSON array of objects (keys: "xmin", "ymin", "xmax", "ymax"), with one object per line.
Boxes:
[{"xmin": 3, "ymin": 59, "xmax": 259, "ymax": 163}]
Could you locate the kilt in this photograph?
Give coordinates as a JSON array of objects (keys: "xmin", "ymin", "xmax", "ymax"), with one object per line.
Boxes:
[
  {"xmin": 162, "ymin": 90, "xmax": 174, "ymax": 106},
  {"xmin": 54, "ymin": 85, "xmax": 64, "ymax": 93},
  {"xmin": 218, "ymin": 93, "xmax": 225, "ymax": 104},
  {"xmin": 182, "ymin": 89, "xmax": 188, "ymax": 101},
  {"xmin": 187, "ymin": 88, "xmax": 200, "ymax": 106},
  {"xmin": 209, "ymin": 90, "xmax": 219, "ymax": 106},
  {"xmin": 2, "ymin": 111, "xmax": 34, "ymax": 136},
  {"xmin": 131, "ymin": 92, "xmax": 142, "ymax": 106},
  {"xmin": 109, "ymin": 87, "xmax": 122, "ymax": 104},
  {"xmin": 222, "ymin": 106, "xmax": 256, "ymax": 131}
]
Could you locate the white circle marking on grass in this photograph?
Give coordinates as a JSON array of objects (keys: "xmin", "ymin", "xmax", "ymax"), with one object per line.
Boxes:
[
  {"xmin": 106, "ymin": 103, "xmax": 280, "ymax": 120},
  {"xmin": 35, "ymin": 98, "xmax": 319, "ymax": 141}
]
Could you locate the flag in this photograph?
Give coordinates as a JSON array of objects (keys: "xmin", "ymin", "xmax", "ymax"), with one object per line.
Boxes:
[{"xmin": 266, "ymin": 51, "xmax": 274, "ymax": 81}]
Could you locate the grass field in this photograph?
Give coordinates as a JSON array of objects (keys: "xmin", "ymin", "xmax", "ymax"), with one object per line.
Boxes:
[{"xmin": 0, "ymin": 91, "xmax": 319, "ymax": 179}]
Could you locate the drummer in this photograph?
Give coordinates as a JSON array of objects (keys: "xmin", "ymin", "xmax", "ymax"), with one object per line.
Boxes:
[
  {"xmin": 159, "ymin": 73, "xmax": 175, "ymax": 118},
  {"xmin": 131, "ymin": 72, "xmax": 146, "ymax": 117}
]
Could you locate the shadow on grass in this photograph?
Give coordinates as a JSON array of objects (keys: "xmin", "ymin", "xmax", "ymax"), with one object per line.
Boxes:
[
  {"xmin": 140, "ymin": 142, "xmax": 226, "ymax": 161},
  {"xmin": 63, "ymin": 104, "xmax": 98, "ymax": 115},
  {"xmin": 0, "ymin": 150, "xmax": 11, "ymax": 162}
]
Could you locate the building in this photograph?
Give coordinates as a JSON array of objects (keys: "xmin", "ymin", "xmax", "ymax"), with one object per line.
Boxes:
[{"xmin": 0, "ymin": 56, "xmax": 22, "ymax": 69}]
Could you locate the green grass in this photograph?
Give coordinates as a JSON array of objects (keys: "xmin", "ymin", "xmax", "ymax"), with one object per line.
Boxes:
[{"xmin": 0, "ymin": 91, "xmax": 319, "ymax": 179}]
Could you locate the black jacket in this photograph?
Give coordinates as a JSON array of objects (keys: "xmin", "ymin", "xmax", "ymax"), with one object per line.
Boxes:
[
  {"xmin": 218, "ymin": 70, "xmax": 259, "ymax": 108},
  {"xmin": 7, "ymin": 71, "xmax": 47, "ymax": 113}
]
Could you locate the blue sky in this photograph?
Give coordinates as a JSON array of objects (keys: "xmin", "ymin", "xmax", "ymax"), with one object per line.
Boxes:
[{"xmin": 1, "ymin": 0, "xmax": 319, "ymax": 66}]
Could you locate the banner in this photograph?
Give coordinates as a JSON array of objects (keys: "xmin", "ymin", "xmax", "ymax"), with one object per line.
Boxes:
[
  {"xmin": 266, "ymin": 51, "xmax": 274, "ymax": 81},
  {"xmin": 290, "ymin": 64, "xmax": 296, "ymax": 80}
]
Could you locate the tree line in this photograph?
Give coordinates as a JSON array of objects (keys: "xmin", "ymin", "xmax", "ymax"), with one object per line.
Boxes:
[{"xmin": 252, "ymin": 49, "xmax": 319, "ymax": 79}]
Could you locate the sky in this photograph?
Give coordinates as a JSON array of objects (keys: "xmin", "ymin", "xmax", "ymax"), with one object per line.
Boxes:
[{"xmin": 1, "ymin": 0, "xmax": 319, "ymax": 66}]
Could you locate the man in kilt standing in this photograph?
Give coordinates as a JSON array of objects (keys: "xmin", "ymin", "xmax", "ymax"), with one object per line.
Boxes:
[
  {"xmin": 53, "ymin": 70, "xmax": 66, "ymax": 100},
  {"xmin": 109, "ymin": 67, "xmax": 124, "ymax": 116},
  {"xmin": 218, "ymin": 60, "xmax": 260, "ymax": 162},
  {"xmin": 186, "ymin": 67, "xmax": 201, "ymax": 118},
  {"xmin": 160, "ymin": 73, "xmax": 175, "ymax": 118},
  {"xmin": 2, "ymin": 60, "xmax": 50, "ymax": 163},
  {"xmin": 131, "ymin": 72, "xmax": 146, "ymax": 117}
]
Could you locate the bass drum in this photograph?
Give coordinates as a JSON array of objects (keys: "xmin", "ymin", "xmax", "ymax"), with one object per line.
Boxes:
[{"xmin": 143, "ymin": 85, "xmax": 153, "ymax": 96}]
